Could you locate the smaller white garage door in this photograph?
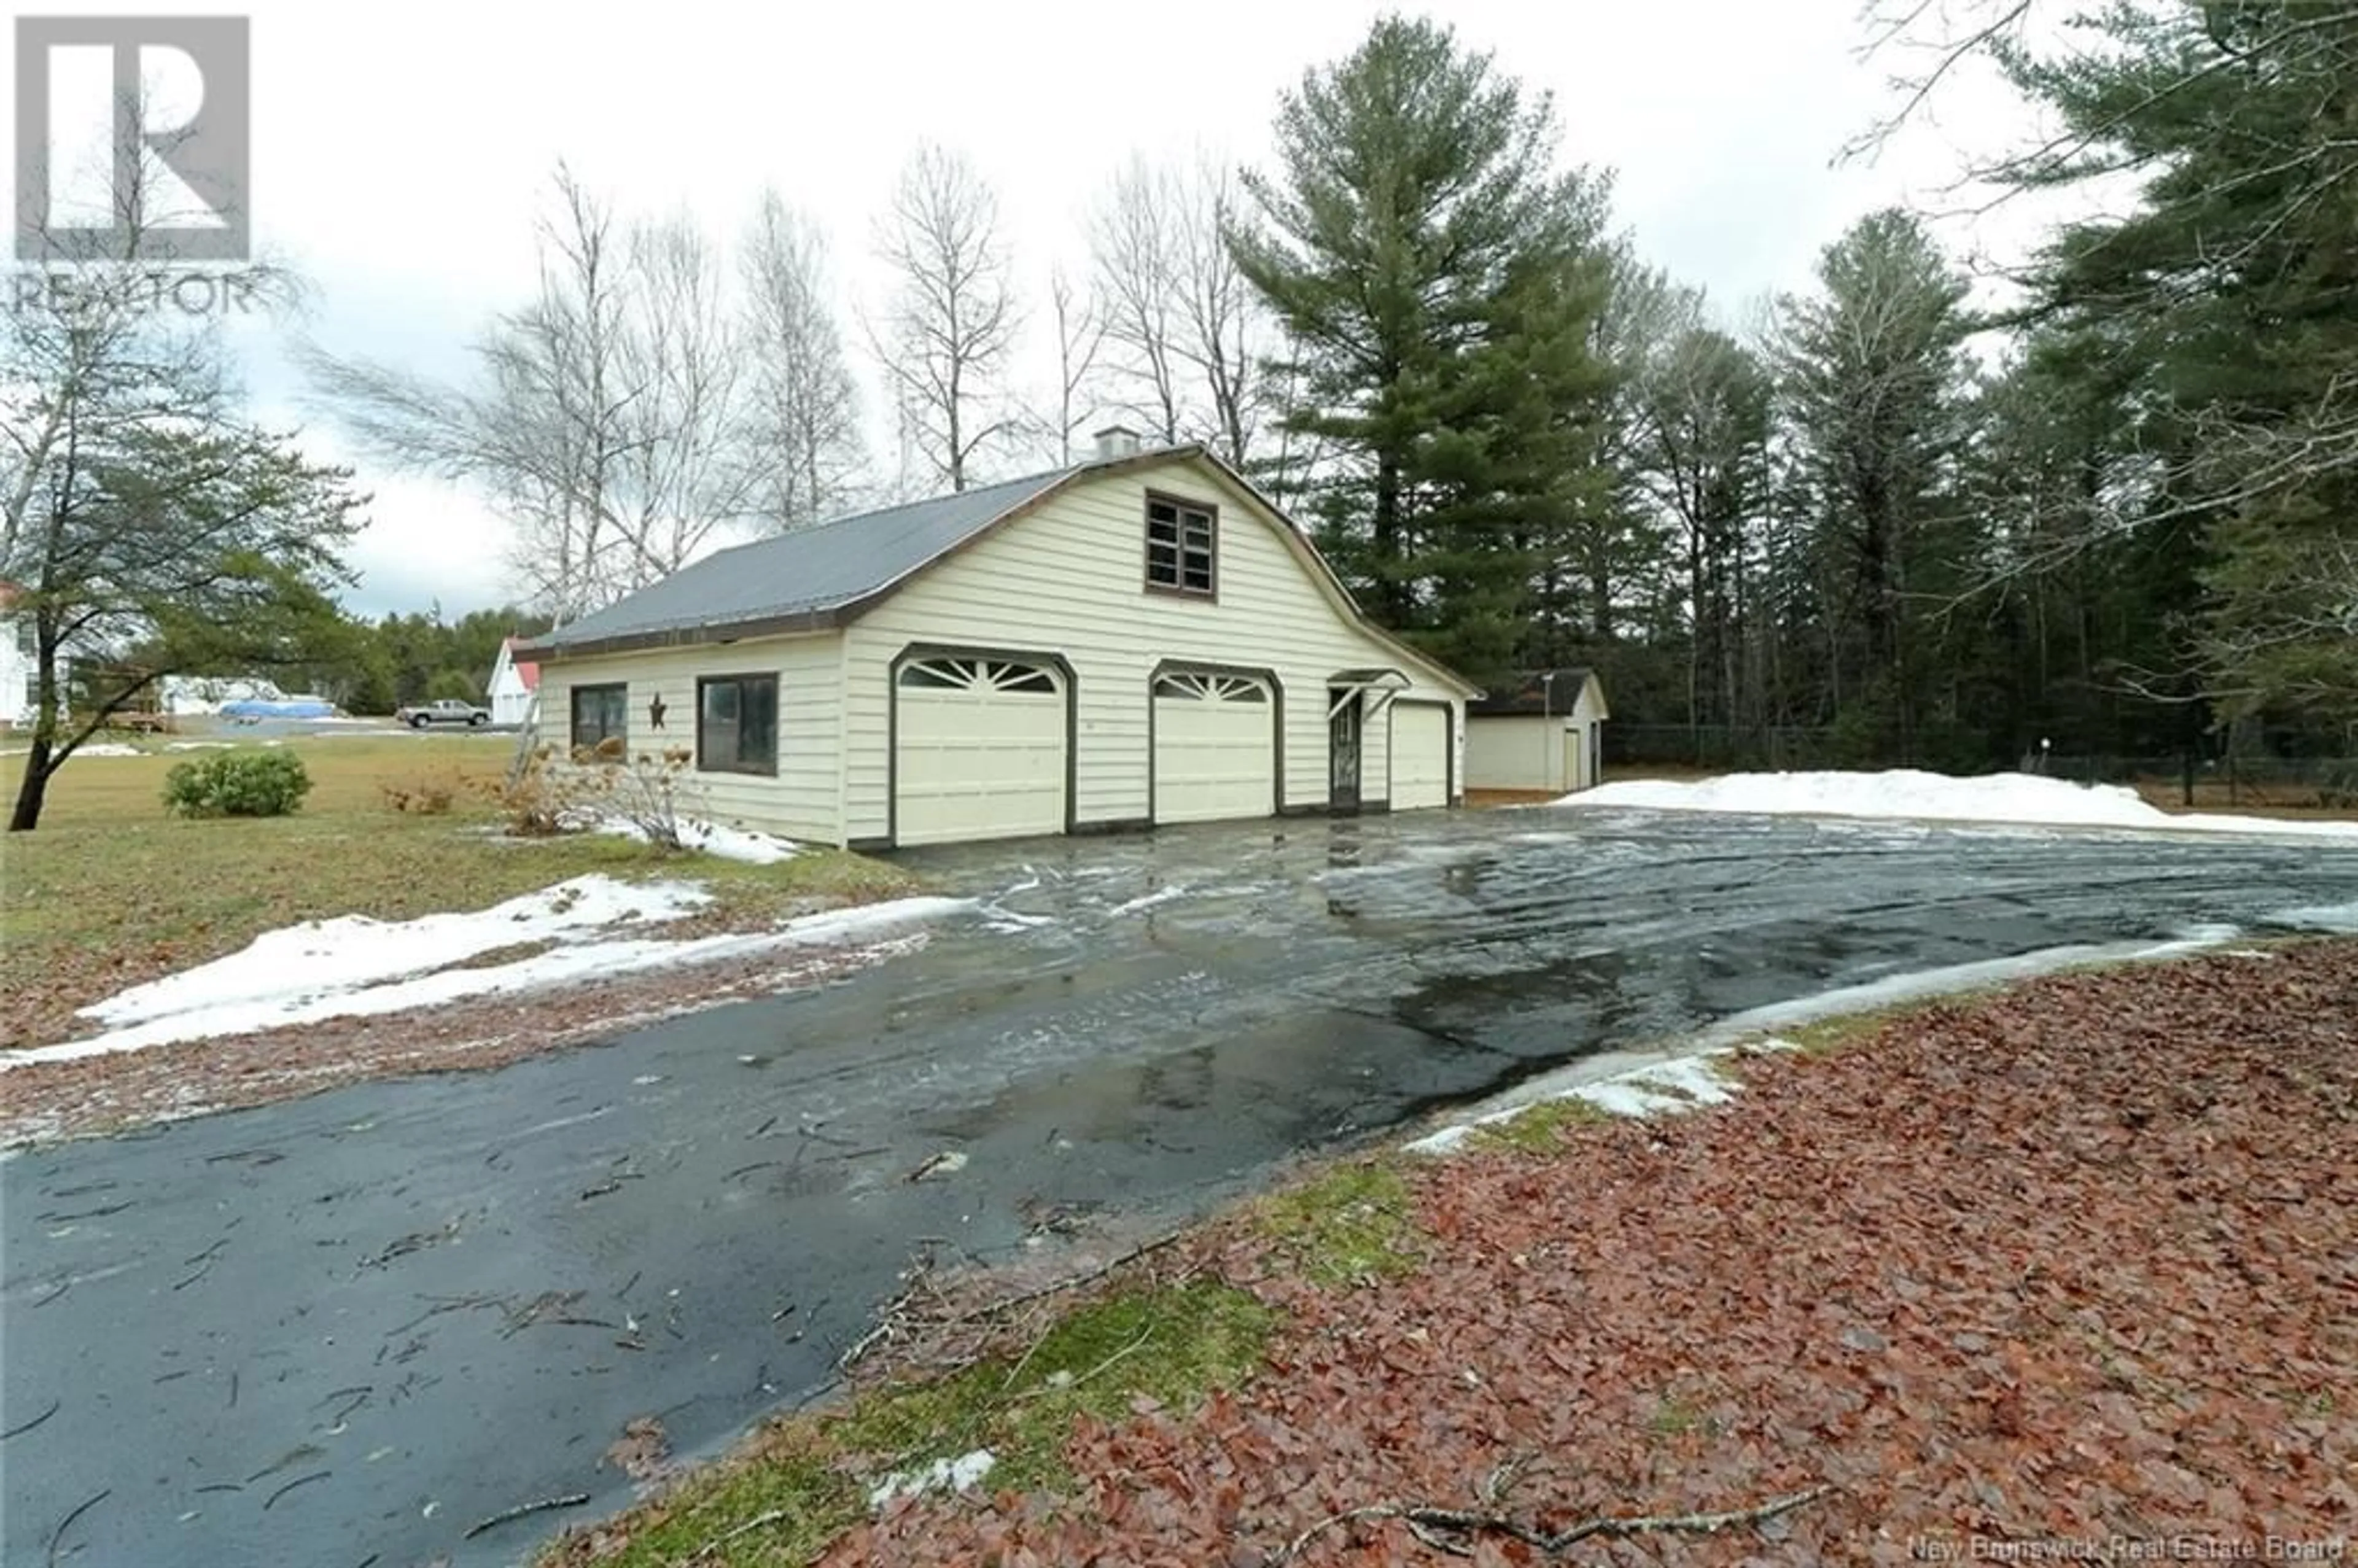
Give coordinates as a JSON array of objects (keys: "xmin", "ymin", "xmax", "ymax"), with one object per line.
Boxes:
[
  {"xmin": 895, "ymin": 656, "xmax": 1067, "ymax": 846},
  {"xmin": 1153, "ymin": 672, "xmax": 1276, "ymax": 824},
  {"xmin": 1390, "ymin": 703, "xmax": 1450, "ymax": 810}
]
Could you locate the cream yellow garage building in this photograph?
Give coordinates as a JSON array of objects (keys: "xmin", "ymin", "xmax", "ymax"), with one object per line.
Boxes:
[{"xmin": 516, "ymin": 438, "xmax": 1479, "ymax": 850}]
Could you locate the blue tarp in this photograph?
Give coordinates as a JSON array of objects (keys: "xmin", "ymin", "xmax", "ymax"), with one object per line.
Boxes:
[{"xmin": 217, "ymin": 699, "xmax": 338, "ymax": 720}]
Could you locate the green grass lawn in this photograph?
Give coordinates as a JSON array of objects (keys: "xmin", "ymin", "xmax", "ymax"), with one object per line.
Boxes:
[{"xmin": 0, "ymin": 732, "xmax": 916, "ymax": 1048}]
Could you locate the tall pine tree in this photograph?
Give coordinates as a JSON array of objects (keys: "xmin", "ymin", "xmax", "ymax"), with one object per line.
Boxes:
[
  {"xmin": 1972, "ymin": 0, "xmax": 2358, "ymax": 726},
  {"xmin": 1229, "ymin": 15, "xmax": 1616, "ymax": 682}
]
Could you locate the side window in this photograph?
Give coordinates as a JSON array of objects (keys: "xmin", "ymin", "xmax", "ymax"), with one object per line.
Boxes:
[
  {"xmin": 697, "ymin": 674, "xmax": 779, "ymax": 775},
  {"xmin": 570, "ymin": 683, "xmax": 628, "ymax": 751}
]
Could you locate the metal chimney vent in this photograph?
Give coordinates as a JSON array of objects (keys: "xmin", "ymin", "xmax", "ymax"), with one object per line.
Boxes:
[{"xmin": 1092, "ymin": 425, "xmax": 1143, "ymax": 462}]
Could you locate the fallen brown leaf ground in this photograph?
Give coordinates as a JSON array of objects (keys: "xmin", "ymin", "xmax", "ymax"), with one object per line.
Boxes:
[{"xmin": 798, "ymin": 942, "xmax": 2357, "ymax": 1567}]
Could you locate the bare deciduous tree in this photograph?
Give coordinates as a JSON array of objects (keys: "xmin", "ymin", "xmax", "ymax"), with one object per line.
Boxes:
[
  {"xmin": 870, "ymin": 144, "xmax": 1019, "ymax": 492},
  {"xmin": 1041, "ymin": 265, "xmax": 1106, "ymax": 465},
  {"xmin": 739, "ymin": 191, "xmax": 865, "ymax": 529},
  {"xmin": 307, "ymin": 165, "xmax": 756, "ymax": 618},
  {"xmin": 1091, "ymin": 156, "xmax": 1274, "ymax": 465},
  {"xmin": 1172, "ymin": 158, "xmax": 1263, "ymax": 465},
  {"xmin": 1091, "ymin": 157, "xmax": 1185, "ymax": 444},
  {"xmin": 615, "ymin": 212, "xmax": 753, "ymax": 575}
]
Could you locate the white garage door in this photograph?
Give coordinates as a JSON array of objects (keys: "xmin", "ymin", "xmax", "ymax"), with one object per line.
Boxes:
[
  {"xmin": 895, "ymin": 656, "xmax": 1067, "ymax": 845},
  {"xmin": 1391, "ymin": 703, "xmax": 1450, "ymax": 810},
  {"xmin": 1153, "ymin": 672, "xmax": 1277, "ymax": 824}
]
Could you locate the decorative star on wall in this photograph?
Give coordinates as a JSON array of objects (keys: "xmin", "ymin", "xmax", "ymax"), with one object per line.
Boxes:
[{"xmin": 648, "ymin": 695, "xmax": 667, "ymax": 730}]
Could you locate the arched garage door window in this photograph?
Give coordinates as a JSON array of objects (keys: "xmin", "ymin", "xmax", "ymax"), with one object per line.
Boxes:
[
  {"xmin": 1153, "ymin": 672, "xmax": 1266, "ymax": 704},
  {"xmin": 898, "ymin": 657, "xmax": 1059, "ymax": 696}
]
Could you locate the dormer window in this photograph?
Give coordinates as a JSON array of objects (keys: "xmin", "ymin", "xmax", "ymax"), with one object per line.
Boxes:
[{"xmin": 1145, "ymin": 494, "xmax": 1216, "ymax": 598}]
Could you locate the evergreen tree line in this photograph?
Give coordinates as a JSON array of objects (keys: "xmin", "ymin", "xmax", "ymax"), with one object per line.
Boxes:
[
  {"xmin": 1231, "ymin": 6, "xmax": 2357, "ymax": 767},
  {"xmin": 272, "ymin": 605, "xmax": 556, "ymax": 715}
]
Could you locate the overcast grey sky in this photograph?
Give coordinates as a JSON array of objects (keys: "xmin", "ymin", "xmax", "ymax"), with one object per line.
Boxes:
[{"xmin": 26, "ymin": 0, "xmax": 2046, "ymax": 620}]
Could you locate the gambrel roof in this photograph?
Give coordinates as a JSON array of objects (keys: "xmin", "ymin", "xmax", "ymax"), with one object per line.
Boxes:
[{"xmin": 516, "ymin": 445, "xmax": 1479, "ymax": 698}]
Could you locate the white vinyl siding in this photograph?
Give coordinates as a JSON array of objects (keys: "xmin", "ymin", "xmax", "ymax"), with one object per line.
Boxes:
[
  {"xmin": 534, "ymin": 632, "xmax": 844, "ymax": 843},
  {"xmin": 1465, "ymin": 716, "xmax": 1560, "ymax": 791},
  {"xmin": 1463, "ymin": 681, "xmax": 1608, "ymax": 793},
  {"xmin": 841, "ymin": 461, "xmax": 1466, "ymax": 842}
]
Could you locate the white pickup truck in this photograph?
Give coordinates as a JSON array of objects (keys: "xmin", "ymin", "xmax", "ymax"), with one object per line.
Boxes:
[{"xmin": 394, "ymin": 698, "xmax": 492, "ymax": 729}]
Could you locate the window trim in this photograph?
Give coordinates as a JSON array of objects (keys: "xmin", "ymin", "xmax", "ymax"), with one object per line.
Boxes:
[
  {"xmin": 1142, "ymin": 490, "xmax": 1218, "ymax": 601},
  {"xmin": 694, "ymin": 671, "xmax": 780, "ymax": 777},
  {"xmin": 569, "ymin": 681, "xmax": 629, "ymax": 751}
]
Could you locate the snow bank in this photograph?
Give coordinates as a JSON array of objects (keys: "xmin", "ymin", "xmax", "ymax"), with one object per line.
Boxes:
[
  {"xmin": 8, "ymin": 891, "xmax": 973, "ymax": 1068},
  {"xmin": 592, "ymin": 816, "xmax": 801, "ymax": 864},
  {"xmin": 77, "ymin": 876, "xmax": 711, "ymax": 1032},
  {"xmin": 2274, "ymin": 901, "xmax": 2358, "ymax": 934},
  {"xmin": 1405, "ymin": 1047, "xmax": 1758, "ymax": 1154},
  {"xmin": 1560, "ymin": 768, "xmax": 2358, "ymax": 839}
]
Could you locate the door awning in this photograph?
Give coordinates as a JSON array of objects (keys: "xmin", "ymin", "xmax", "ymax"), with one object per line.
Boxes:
[{"xmin": 1328, "ymin": 667, "xmax": 1411, "ymax": 718}]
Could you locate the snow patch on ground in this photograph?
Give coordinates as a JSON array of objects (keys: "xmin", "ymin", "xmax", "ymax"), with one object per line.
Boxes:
[
  {"xmin": 594, "ymin": 815, "xmax": 801, "ymax": 864},
  {"xmin": 1407, "ymin": 928, "xmax": 2251, "ymax": 1155},
  {"xmin": 1558, "ymin": 768, "xmax": 2358, "ymax": 839},
  {"xmin": 7, "ymin": 886, "xmax": 972, "ymax": 1069},
  {"xmin": 1109, "ymin": 885, "xmax": 1190, "ymax": 917},
  {"xmin": 772, "ymin": 897, "xmax": 971, "ymax": 946},
  {"xmin": 975, "ymin": 874, "xmax": 1057, "ymax": 931},
  {"xmin": 868, "ymin": 1449, "xmax": 995, "ymax": 1511},
  {"xmin": 2273, "ymin": 899, "xmax": 2358, "ymax": 934},
  {"xmin": 70, "ymin": 742, "xmax": 144, "ymax": 758},
  {"xmin": 1406, "ymin": 1046, "xmax": 1764, "ymax": 1155},
  {"xmin": 79, "ymin": 875, "xmax": 710, "ymax": 1031},
  {"xmin": 1697, "ymin": 929, "xmax": 2240, "ymax": 1047}
]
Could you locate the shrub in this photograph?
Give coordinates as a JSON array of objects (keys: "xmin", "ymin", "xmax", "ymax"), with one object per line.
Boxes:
[
  {"xmin": 493, "ymin": 743, "xmax": 578, "ymax": 836},
  {"xmin": 163, "ymin": 748, "xmax": 313, "ymax": 818},
  {"xmin": 491, "ymin": 742, "xmax": 704, "ymax": 846},
  {"xmin": 604, "ymin": 747, "xmax": 701, "ymax": 851}
]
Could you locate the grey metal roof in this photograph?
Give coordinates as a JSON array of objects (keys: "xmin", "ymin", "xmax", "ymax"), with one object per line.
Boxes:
[
  {"xmin": 515, "ymin": 444, "xmax": 1484, "ymax": 701},
  {"xmin": 528, "ymin": 465, "xmax": 1080, "ymax": 655}
]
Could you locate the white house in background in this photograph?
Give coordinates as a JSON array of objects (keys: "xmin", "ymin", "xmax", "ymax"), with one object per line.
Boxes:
[
  {"xmin": 515, "ymin": 434, "xmax": 1481, "ymax": 850},
  {"xmin": 487, "ymin": 637, "xmax": 540, "ymax": 726},
  {"xmin": 1463, "ymin": 669, "xmax": 1611, "ymax": 794},
  {"xmin": 0, "ymin": 588, "xmax": 50, "ymax": 731}
]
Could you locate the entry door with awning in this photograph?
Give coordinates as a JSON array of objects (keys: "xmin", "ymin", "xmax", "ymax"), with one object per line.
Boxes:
[{"xmin": 1326, "ymin": 668, "xmax": 1409, "ymax": 811}]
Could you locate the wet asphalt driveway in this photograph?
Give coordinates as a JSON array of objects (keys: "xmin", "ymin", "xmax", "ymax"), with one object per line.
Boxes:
[{"xmin": 7, "ymin": 805, "xmax": 2358, "ymax": 1567}]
